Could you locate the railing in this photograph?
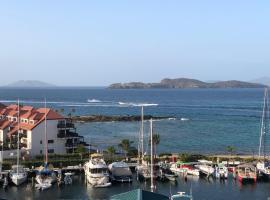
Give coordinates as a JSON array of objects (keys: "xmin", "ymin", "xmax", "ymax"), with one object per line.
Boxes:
[
  {"xmin": 57, "ymin": 122, "xmax": 75, "ymax": 129},
  {"xmin": 57, "ymin": 131, "xmax": 79, "ymax": 138}
]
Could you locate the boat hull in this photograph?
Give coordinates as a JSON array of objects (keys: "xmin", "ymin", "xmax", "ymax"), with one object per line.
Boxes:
[{"xmin": 11, "ymin": 175, "xmax": 27, "ymax": 186}]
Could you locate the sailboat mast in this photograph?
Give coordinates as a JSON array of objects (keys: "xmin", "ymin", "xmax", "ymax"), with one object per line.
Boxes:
[
  {"xmin": 150, "ymin": 118, "xmax": 154, "ymax": 192},
  {"xmin": 264, "ymin": 88, "xmax": 269, "ymax": 160},
  {"xmin": 17, "ymin": 99, "xmax": 20, "ymax": 174},
  {"xmin": 259, "ymin": 88, "xmax": 267, "ymax": 158},
  {"xmin": 44, "ymin": 99, "xmax": 48, "ymax": 165},
  {"xmin": 141, "ymin": 106, "xmax": 144, "ymax": 160}
]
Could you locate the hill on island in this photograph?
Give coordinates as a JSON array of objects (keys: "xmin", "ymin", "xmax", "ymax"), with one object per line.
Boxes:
[
  {"xmin": 109, "ymin": 78, "xmax": 267, "ymax": 89},
  {"xmin": 4, "ymin": 80, "xmax": 56, "ymax": 88}
]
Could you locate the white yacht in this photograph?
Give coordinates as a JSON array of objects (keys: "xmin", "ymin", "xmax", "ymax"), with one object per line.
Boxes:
[
  {"xmin": 84, "ymin": 153, "xmax": 111, "ymax": 188},
  {"xmin": 195, "ymin": 160, "xmax": 215, "ymax": 177},
  {"xmin": 10, "ymin": 165, "xmax": 27, "ymax": 186},
  {"xmin": 214, "ymin": 163, "xmax": 228, "ymax": 179},
  {"xmin": 108, "ymin": 162, "xmax": 132, "ymax": 183}
]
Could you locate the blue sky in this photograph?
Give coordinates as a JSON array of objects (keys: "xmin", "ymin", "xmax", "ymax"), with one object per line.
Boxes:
[{"xmin": 0, "ymin": 1, "xmax": 269, "ymax": 86}]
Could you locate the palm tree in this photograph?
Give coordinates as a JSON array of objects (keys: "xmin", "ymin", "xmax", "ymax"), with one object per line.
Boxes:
[
  {"xmin": 153, "ymin": 133, "xmax": 160, "ymax": 158},
  {"xmin": 107, "ymin": 146, "xmax": 116, "ymax": 160},
  {"xmin": 75, "ymin": 144, "xmax": 87, "ymax": 160},
  {"xmin": 226, "ymin": 145, "xmax": 235, "ymax": 157},
  {"xmin": 118, "ymin": 139, "xmax": 133, "ymax": 158}
]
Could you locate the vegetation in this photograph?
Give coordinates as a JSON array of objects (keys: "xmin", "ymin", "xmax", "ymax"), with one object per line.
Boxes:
[
  {"xmin": 118, "ymin": 139, "xmax": 134, "ymax": 157},
  {"xmin": 75, "ymin": 144, "xmax": 87, "ymax": 160},
  {"xmin": 226, "ymin": 145, "xmax": 236, "ymax": 156},
  {"xmin": 178, "ymin": 153, "xmax": 206, "ymax": 162},
  {"xmin": 107, "ymin": 146, "xmax": 116, "ymax": 159}
]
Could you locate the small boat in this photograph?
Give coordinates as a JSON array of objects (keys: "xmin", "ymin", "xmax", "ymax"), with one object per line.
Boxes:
[
  {"xmin": 10, "ymin": 165, "xmax": 28, "ymax": 186},
  {"xmin": 136, "ymin": 164, "xmax": 152, "ymax": 180},
  {"xmin": 84, "ymin": 153, "xmax": 111, "ymax": 188},
  {"xmin": 171, "ymin": 189, "xmax": 193, "ymax": 200},
  {"xmin": 195, "ymin": 160, "xmax": 215, "ymax": 177},
  {"xmin": 214, "ymin": 163, "xmax": 228, "ymax": 179},
  {"xmin": 180, "ymin": 118, "xmax": 189, "ymax": 121},
  {"xmin": 257, "ymin": 161, "xmax": 270, "ymax": 180},
  {"xmin": 64, "ymin": 172, "xmax": 73, "ymax": 185},
  {"xmin": 35, "ymin": 164, "xmax": 57, "ymax": 190},
  {"xmin": 170, "ymin": 162, "xmax": 199, "ymax": 176},
  {"xmin": 236, "ymin": 164, "xmax": 257, "ymax": 183},
  {"xmin": 170, "ymin": 162, "xmax": 187, "ymax": 174},
  {"xmin": 108, "ymin": 162, "xmax": 132, "ymax": 183}
]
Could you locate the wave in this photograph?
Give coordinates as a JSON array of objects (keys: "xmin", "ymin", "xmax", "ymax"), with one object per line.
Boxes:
[
  {"xmin": 118, "ymin": 102, "xmax": 158, "ymax": 107},
  {"xmin": 87, "ymin": 99, "xmax": 102, "ymax": 103}
]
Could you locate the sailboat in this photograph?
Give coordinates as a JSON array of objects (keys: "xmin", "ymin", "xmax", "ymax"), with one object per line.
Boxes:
[
  {"xmin": 136, "ymin": 106, "xmax": 152, "ymax": 180},
  {"xmin": 10, "ymin": 100, "xmax": 27, "ymax": 186},
  {"xmin": 257, "ymin": 88, "xmax": 270, "ymax": 180},
  {"xmin": 35, "ymin": 100, "xmax": 56, "ymax": 190}
]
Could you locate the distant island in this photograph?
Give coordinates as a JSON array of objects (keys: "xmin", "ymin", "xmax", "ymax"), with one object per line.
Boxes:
[
  {"xmin": 4, "ymin": 80, "xmax": 56, "ymax": 88},
  {"xmin": 109, "ymin": 78, "xmax": 267, "ymax": 89}
]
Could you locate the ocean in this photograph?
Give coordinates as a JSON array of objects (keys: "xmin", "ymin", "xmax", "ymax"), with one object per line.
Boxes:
[
  {"xmin": 0, "ymin": 87, "xmax": 266, "ymax": 155},
  {"xmin": 0, "ymin": 87, "xmax": 269, "ymax": 200}
]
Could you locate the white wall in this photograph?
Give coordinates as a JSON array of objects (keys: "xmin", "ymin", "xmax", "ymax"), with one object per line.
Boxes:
[{"xmin": 30, "ymin": 120, "xmax": 66, "ymax": 157}]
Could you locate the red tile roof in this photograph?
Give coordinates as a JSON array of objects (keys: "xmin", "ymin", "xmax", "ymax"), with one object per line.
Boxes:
[{"xmin": 0, "ymin": 104, "xmax": 65, "ymax": 132}]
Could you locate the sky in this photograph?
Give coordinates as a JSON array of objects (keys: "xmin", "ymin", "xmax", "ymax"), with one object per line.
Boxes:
[{"xmin": 0, "ymin": 1, "xmax": 270, "ymax": 86}]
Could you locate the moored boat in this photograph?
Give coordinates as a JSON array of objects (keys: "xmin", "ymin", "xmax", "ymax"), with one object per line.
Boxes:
[
  {"xmin": 10, "ymin": 165, "xmax": 27, "ymax": 186},
  {"xmin": 195, "ymin": 160, "xmax": 215, "ymax": 177},
  {"xmin": 214, "ymin": 163, "xmax": 228, "ymax": 179},
  {"xmin": 84, "ymin": 153, "xmax": 111, "ymax": 188},
  {"xmin": 108, "ymin": 161, "xmax": 132, "ymax": 183},
  {"xmin": 236, "ymin": 164, "xmax": 257, "ymax": 183}
]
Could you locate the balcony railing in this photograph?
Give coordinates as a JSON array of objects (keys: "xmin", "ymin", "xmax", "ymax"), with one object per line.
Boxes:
[
  {"xmin": 57, "ymin": 122, "xmax": 75, "ymax": 129},
  {"xmin": 57, "ymin": 131, "xmax": 79, "ymax": 138}
]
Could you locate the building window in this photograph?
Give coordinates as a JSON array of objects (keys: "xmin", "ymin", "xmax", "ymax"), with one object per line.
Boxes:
[
  {"xmin": 29, "ymin": 120, "xmax": 34, "ymax": 124},
  {"xmin": 40, "ymin": 140, "xmax": 42, "ymax": 144},
  {"xmin": 48, "ymin": 140, "xmax": 54, "ymax": 144},
  {"xmin": 48, "ymin": 149, "xmax": 54, "ymax": 154},
  {"xmin": 40, "ymin": 150, "xmax": 42, "ymax": 154}
]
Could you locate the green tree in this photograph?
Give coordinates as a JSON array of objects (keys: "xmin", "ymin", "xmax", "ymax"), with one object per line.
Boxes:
[
  {"xmin": 118, "ymin": 139, "xmax": 133, "ymax": 157},
  {"xmin": 226, "ymin": 146, "xmax": 235, "ymax": 157},
  {"xmin": 153, "ymin": 133, "xmax": 160, "ymax": 158},
  {"xmin": 107, "ymin": 146, "xmax": 116, "ymax": 160},
  {"xmin": 75, "ymin": 144, "xmax": 87, "ymax": 160}
]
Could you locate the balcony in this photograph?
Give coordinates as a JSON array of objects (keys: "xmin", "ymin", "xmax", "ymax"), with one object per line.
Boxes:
[
  {"xmin": 57, "ymin": 130, "xmax": 79, "ymax": 138},
  {"xmin": 57, "ymin": 121, "xmax": 75, "ymax": 129}
]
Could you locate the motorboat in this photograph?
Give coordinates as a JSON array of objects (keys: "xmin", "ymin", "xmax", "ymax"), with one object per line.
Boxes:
[
  {"xmin": 257, "ymin": 161, "xmax": 270, "ymax": 180},
  {"xmin": 84, "ymin": 153, "xmax": 111, "ymax": 187},
  {"xmin": 195, "ymin": 160, "xmax": 215, "ymax": 177},
  {"xmin": 10, "ymin": 165, "xmax": 27, "ymax": 186},
  {"xmin": 236, "ymin": 163, "xmax": 257, "ymax": 183},
  {"xmin": 214, "ymin": 163, "xmax": 228, "ymax": 179},
  {"xmin": 108, "ymin": 162, "xmax": 132, "ymax": 183}
]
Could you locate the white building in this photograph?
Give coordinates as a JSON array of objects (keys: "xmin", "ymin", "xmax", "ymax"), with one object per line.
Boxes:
[{"xmin": 0, "ymin": 103, "xmax": 86, "ymax": 158}]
